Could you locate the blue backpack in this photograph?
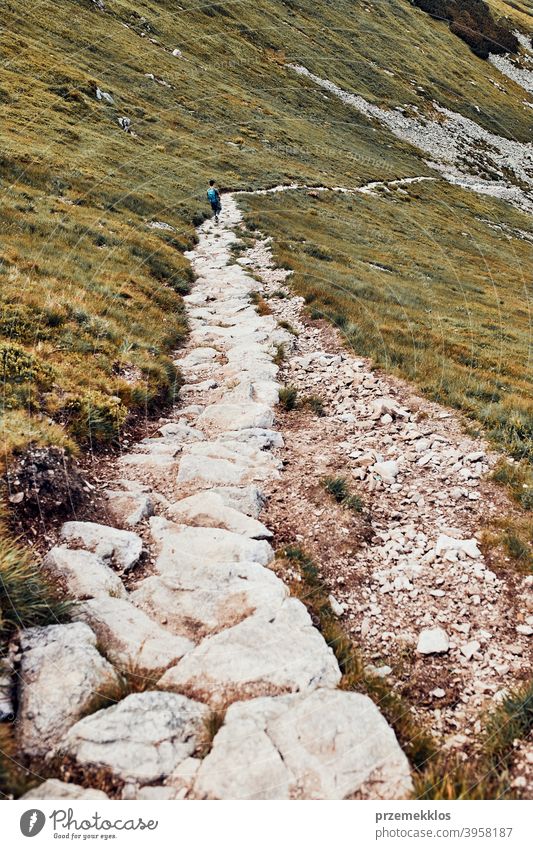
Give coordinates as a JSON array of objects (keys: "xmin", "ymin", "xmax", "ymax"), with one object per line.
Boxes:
[{"xmin": 207, "ymin": 187, "xmax": 218, "ymax": 203}]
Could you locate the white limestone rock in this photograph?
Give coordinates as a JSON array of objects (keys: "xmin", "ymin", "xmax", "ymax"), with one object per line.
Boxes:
[
  {"xmin": 217, "ymin": 428, "xmax": 283, "ymax": 450},
  {"xmin": 370, "ymin": 397, "xmax": 409, "ymax": 419},
  {"xmin": 435, "ymin": 534, "xmax": 481, "ymax": 559},
  {"xmin": 416, "ymin": 627, "xmax": 450, "ymax": 655},
  {"xmin": 194, "ymin": 690, "xmax": 412, "ymax": 800},
  {"xmin": 43, "ymin": 547, "xmax": 127, "ymax": 600},
  {"xmin": 74, "ymin": 596, "xmax": 193, "ymax": 675},
  {"xmin": 158, "ymin": 421, "xmax": 205, "ymax": 441},
  {"xmin": 158, "ymin": 598, "xmax": 341, "ymax": 708},
  {"xmin": 150, "ymin": 517, "xmax": 273, "ymax": 575},
  {"xmin": 167, "ymin": 491, "xmax": 272, "ymax": 539},
  {"xmin": 60, "ymin": 691, "xmax": 210, "ymax": 784},
  {"xmin": 0, "ymin": 659, "xmax": 14, "ymax": 721},
  {"xmin": 117, "ymin": 452, "xmax": 181, "ymax": 481},
  {"xmin": 178, "ymin": 347, "xmax": 218, "ymax": 368},
  {"xmin": 197, "ymin": 402, "xmax": 274, "ymax": 433},
  {"xmin": 372, "ymin": 460, "xmax": 400, "ymax": 482},
  {"xmin": 17, "ymin": 623, "xmax": 120, "ymax": 758},
  {"xmin": 177, "ymin": 440, "xmax": 279, "ymax": 487},
  {"xmin": 131, "ymin": 561, "xmax": 287, "ymax": 641},
  {"xmin": 210, "ymin": 485, "xmax": 265, "ymax": 518},
  {"xmin": 22, "ymin": 780, "xmax": 109, "ymax": 800},
  {"xmin": 104, "ymin": 490, "xmax": 154, "ymax": 527},
  {"xmin": 60, "ymin": 521, "xmax": 143, "ymax": 572}
]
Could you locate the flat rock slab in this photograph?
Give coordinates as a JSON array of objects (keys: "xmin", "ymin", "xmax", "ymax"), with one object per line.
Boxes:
[
  {"xmin": 150, "ymin": 517, "xmax": 273, "ymax": 575},
  {"xmin": 194, "ymin": 689, "xmax": 413, "ymax": 800},
  {"xmin": 218, "ymin": 428, "xmax": 284, "ymax": 450},
  {"xmin": 74, "ymin": 595, "xmax": 193, "ymax": 676},
  {"xmin": 22, "ymin": 779, "xmax": 109, "ymax": 800},
  {"xmin": 17, "ymin": 623, "xmax": 120, "ymax": 758},
  {"xmin": 184, "ymin": 439, "xmax": 278, "ymax": 464},
  {"xmin": 158, "ymin": 598, "xmax": 341, "ymax": 708},
  {"xmin": 179, "ymin": 347, "xmax": 218, "ymax": 368},
  {"xmin": 197, "ymin": 403, "xmax": 274, "ymax": 433},
  {"xmin": 210, "ymin": 485, "xmax": 265, "ymax": 518},
  {"xmin": 222, "ymin": 359, "xmax": 279, "ymax": 383},
  {"xmin": 131, "ymin": 561, "xmax": 287, "ymax": 641},
  {"xmin": 60, "ymin": 691, "xmax": 210, "ymax": 785},
  {"xmin": 167, "ymin": 491, "xmax": 272, "ymax": 539},
  {"xmin": 117, "ymin": 453, "xmax": 181, "ymax": 485},
  {"xmin": 177, "ymin": 454, "xmax": 268, "ymax": 487},
  {"xmin": 60, "ymin": 521, "xmax": 143, "ymax": 572},
  {"xmin": 176, "ymin": 441, "xmax": 279, "ymax": 488},
  {"xmin": 43, "ymin": 547, "xmax": 127, "ymax": 600},
  {"xmin": 104, "ymin": 491, "xmax": 155, "ymax": 527},
  {"xmin": 158, "ymin": 421, "xmax": 205, "ymax": 441}
]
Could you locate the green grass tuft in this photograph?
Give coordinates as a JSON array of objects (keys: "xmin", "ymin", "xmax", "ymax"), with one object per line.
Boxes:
[
  {"xmin": 278, "ymin": 385, "xmax": 298, "ymax": 411},
  {"xmin": 322, "ymin": 475, "xmax": 363, "ymax": 512}
]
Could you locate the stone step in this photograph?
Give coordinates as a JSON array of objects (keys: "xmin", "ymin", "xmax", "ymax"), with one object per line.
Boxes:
[
  {"xmin": 59, "ymin": 691, "xmax": 210, "ymax": 786},
  {"xmin": 131, "ymin": 560, "xmax": 287, "ymax": 642},
  {"xmin": 194, "ymin": 689, "xmax": 412, "ymax": 800},
  {"xmin": 157, "ymin": 598, "xmax": 341, "ymax": 709}
]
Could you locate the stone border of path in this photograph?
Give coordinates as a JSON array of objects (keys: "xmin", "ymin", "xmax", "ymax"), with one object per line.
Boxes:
[{"xmin": 9, "ymin": 194, "xmax": 412, "ymax": 801}]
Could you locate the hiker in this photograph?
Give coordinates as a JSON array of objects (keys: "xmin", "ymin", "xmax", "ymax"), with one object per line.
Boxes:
[{"xmin": 207, "ymin": 179, "xmax": 222, "ymax": 223}]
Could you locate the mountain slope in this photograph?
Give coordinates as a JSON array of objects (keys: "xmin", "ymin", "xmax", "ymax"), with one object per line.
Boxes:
[
  {"xmin": 2, "ymin": 0, "xmax": 532, "ymax": 472},
  {"xmin": 2, "ymin": 0, "xmax": 533, "ymax": 799}
]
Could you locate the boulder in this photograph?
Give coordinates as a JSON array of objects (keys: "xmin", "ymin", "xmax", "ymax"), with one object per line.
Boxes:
[
  {"xmin": 22, "ymin": 780, "xmax": 109, "ymax": 800},
  {"xmin": 167, "ymin": 491, "xmax": 272, "ymax": 538},
  {"xmin": 59, "ymin": 521, "xmax": 143, "ymax": 572},
  {"xmin": 131, "ymin": 561, "xmax": 287, "ymax": 641},
  {"xmin": 158, "ymin": 598, "xmax": 341, "ymax": 708},
  {"xmin": 150, "ymin": 517, "xmax": 273, "ymax": 575},
  {"xmin": 416, "ymin": 627, "xmax": 450, "ymax": 655},
  {"xmin": 194, "ymin": 690, "xmax": 412, "ymax": 800},
  {"xmin": 17, "ymin": 623, "xmax": 120, "ymax": 758},
  {"xmin": 43, "ymin": 547, "xmax": 127, "ymax": 600},
  {"xmin": 60, "ymin": 691, "xmax": 210, "ymax": 784},
  {"xmin": 74, "ymin": 596, "xmax": 193, "ymax": 675}
]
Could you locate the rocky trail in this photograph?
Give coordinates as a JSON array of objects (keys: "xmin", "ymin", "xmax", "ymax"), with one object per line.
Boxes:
[{"xmin": 5, "ymin": 190, "xmax": 532, "ymax": 801}]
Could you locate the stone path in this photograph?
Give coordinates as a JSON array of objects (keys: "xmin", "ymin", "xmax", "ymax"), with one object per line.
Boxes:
[{"xmin": 10, "ymin": 194, "xmax": 413, "ymax": 801}]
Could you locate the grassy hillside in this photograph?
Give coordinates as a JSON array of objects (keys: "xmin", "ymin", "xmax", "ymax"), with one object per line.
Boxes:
[
  {"xmin": 241, "ymin": 179, "xmax": 533, "ymax": 466},
  {"xmin": 2, "ymin": 0, "xmax": 532, "ymax": 471}
]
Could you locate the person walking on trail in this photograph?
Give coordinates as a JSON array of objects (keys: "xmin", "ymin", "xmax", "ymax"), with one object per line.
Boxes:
[{"xmin": 207, "ymin": 179, "xmax": 222, "ymax": 223}]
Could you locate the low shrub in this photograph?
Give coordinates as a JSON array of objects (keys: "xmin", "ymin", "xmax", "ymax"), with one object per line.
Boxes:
[
  {"xmin": 61, "ymin": 391, "xmax": 128, "ymax": 444},
  {"xmin": 278, "ymin": 385, "xmax": 298, "ymax": 411}
]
